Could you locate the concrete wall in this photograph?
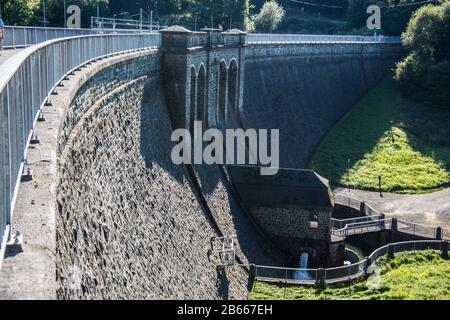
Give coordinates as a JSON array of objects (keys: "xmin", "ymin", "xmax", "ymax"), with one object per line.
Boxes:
[
  {"xmin": 55, "ymin": 51, "xmax": 249, "ymax": 299},
  {"xmin": 242, "ymin": 43, "xmax": 404, "ymax": 168}
]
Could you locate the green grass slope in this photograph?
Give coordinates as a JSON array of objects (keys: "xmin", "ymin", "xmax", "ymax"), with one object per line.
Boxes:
[
  {"xmin": 250, "ymin": 251, "xmax": 450, "ymax": 300},
  {"xmin": 308, "ymin": 76, "xmax": 450, "ymax": 194}
]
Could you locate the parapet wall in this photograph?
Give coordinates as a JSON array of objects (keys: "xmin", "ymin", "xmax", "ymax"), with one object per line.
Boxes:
[{"xmin": 243, "ymin": 43, "xmax": 404, "ymax": 168}]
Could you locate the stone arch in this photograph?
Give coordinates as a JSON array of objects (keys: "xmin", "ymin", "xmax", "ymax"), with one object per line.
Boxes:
[
  {"xmin": 227, "ymin": 59, "xmax": 238, "ymax": 120},
  {"xmin": 197, "ymin": 64, "xmax": 207, "ymax": 128},
  {"xmin": 218, "ymin": 60, "xmax": 228, "ymax": 124},
  {"xmin": 189, "ymin": 66, "xmax": 197, "ymax": 132}
]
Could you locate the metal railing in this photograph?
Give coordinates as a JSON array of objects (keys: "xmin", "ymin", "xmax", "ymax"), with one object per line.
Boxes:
[
  {"xmin": 246, "ymin": 33, "xmax": 402, "ymax": 44},
  {"xmin": 1, "ymin": 26, "xmax": 157, "ymax": 49},
  {"xmin": 331, "ymin": 214, "xmax": 383, "ymax": 229},
  {"xmin": 0, "ymin": 33, "xmax": 161, "ymax": 254},
  {"xmin": 1, "ymin": 26, "xmax": 403, "ymax": 49},
  {"xmin": 332, "ymin": 218, "xmax": 392, "ymax": 237},
  {"xmin": 397, "ymin": 219, "xmax": 439, "ymax": 239},
  {"xmin": 255, "ymin": 265, "xmax": 318, "ymax": 285},
  {"xmin": 366, "ymin": 240, "xmax": 447, "ymax": 273},
  {"xmin": 255, "ymin": 240, "xmax": 449, "ymax": 286}
]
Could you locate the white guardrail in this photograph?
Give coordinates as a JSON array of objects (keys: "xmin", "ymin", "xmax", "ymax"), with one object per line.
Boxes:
[
  {"xmin": 1, "ymin": 26, "xmax": 155, "ymax": 48},
  {"xmin": 246, "ymin": 33, "xmax": 402, "ymax": 44},
  {"xmin": 0, "ymin": 33, "xmax": 161, "ymax": 254},
  {"xmin": 0, "ymin": 26, "xmax": 403, "ymax": 49}
]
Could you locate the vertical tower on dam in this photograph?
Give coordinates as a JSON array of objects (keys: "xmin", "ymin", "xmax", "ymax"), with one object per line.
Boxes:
[{"xmin": 159, "ymin": 25, "xmax": 246, "ymax": 131}]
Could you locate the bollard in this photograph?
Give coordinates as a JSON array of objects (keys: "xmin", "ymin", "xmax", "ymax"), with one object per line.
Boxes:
[
  {"xmin": 387, "ymin": 244, "xmax": 395, "ymax": 259},
  {"xmin": 442, "ymin": 241, "xmax": 448, "ymax": 259}
]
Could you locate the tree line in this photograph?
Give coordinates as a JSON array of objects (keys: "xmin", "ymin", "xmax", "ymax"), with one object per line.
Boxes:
[{"xmin": 0, "ymin": 1, "xmax": 436, "ymax": 34}]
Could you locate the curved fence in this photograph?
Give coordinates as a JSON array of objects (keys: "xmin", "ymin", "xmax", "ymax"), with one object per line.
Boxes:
[
  {"xmin": 0, "ymin": 33, "xmax": 161, "ymax": 250},
  {"xmin": 1, "ymin": 26, "xmax": 155, "ymax": 48},
  {"xmin": 1, "ymin": 26, "xmax": 403, "ymax": 49},
  {"xmin": 246, "ymin": 33, "xmax": 402, "ymax": 44},
  {"xmin": 332, "ymin": 193, "xmax": 448, "ymax": 239},
  {"xmin": 255, "ymin": 240, "xmax": 449, "ymax": 286}
]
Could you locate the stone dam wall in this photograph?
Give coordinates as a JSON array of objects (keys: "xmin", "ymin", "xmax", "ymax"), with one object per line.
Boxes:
[
  {"xmin": 1, "ymin": 40, "xmax": 405, "ymax": 299},
  {"xmin": 242, "ymin": 43, "xmax": 404, "ymax": 168},
  {"xmin": 55, "ymin": 51, "xmax": 251, "ymax": 299}
]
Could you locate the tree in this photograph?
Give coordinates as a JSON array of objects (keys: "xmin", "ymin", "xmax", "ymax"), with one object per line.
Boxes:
[
  {"xmin": 0, "ymin": 0, "xmax": 40, "ymax": 25},
  {"xmin": 395, "ymin": 1, "xmax": 450, "ymax": 107},
  {"xmin": 254, "ymin": 0, "xmax": 285, "ymax": 33}
]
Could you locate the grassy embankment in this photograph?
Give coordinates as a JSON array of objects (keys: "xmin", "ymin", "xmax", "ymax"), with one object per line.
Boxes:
[
  {"xmin": 308, "ymin": 76, "xmax": 450, "ymax": 194},
  {"xmin": 250, "ymin": 251, "xmax": 450, "ymax": 300}
]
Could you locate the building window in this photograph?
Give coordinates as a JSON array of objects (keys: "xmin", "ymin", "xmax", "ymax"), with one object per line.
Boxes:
[{"xmin": 309, "ymin": 214, "xmax": 319, "ymax": 229}]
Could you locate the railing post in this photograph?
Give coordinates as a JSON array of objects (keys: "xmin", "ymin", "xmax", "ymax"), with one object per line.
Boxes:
[
  {"xmin": 442, "ymin": 241, "xmax": 448, "ymax": 259},
  {"xmin": 315, "ymin": 268, "xmax": 325, "ymax": 289},
  {"xmin": 249, "ymin": 264, "xmax": 256, "ymax": 280},
  {"xmin": 364, "ymin": 257, "xmax": 370, "ymax": 274},
  {"xmin": 359, "ymin": 201, "xmax": 366, "ymax": 215},
  {"xmin": 388, "ymin": 243, "xmax": 395, "ymax": 259},
  {"xmin": 436, "ymin": 227, "xmax": 442, "ymax": 240},
  {"xmin": 391, "ymin": 218, "xmax": 398, "ymax": 232}
]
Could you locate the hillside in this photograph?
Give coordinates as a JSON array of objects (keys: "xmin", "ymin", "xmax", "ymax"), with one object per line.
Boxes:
[{"xmin": 308, "ymin": 76, "xmax": 450, "ymax": 194}]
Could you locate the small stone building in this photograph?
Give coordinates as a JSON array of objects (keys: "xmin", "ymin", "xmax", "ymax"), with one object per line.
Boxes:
[{"xmin": 228, "ymin": 165, "xmax": 344, "ymax": 267}]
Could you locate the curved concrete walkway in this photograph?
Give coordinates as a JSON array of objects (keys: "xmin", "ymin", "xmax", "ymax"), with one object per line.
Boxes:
[
  {"xmin": 0, "ymin": 49, "xmax": 22, "ymax": 66},
  {"xmin": 334, "ymin": 187, "xmax": 450, "ymax": 227}
]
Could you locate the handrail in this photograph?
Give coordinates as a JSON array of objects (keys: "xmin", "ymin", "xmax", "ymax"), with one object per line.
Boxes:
[
  {"xmin": 255, "ymin": 239, "xmax": 448, "ymax": 286},
  {"xmin": 2, "ymin": 25, "xmax": 157, "ymax": 48},
  {"xmin": 0, "ymin": 33, "xmax": 161, "ymax": 251},
  {"xmin": 246, "ymin": 33, "xmax": 402, "ymax": 44},
  {"xmin": 1, "ymin": 26, "xmax": 403, "ymax": 49}
]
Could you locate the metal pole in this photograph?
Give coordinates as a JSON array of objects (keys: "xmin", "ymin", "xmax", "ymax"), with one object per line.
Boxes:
[
  {"xmin": 150, "ymin": 10, "xmax": 153, "ymax": 32},
  {"xmin": 42, "ymin": 0, "xmax": 47, "ymax": 27},
  {"xmin": 140, "ymin": 8, "xmax": 143, "ymax": 32},
  {"xmin": 64, "ymin": 0, "xmax": 67, "ymax": 28},
  {"xmin": 97, "ymin": 3, "xmax": 100, "ymax": 28}
]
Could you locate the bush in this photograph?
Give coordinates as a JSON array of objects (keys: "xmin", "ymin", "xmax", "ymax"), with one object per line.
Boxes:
[
  {"xmin": 395, "ymin": 53, "xmax": 428, "ymax": 92},
  {"xmin": 254, "ymin": 1, "xmax": 285, "ymax": 33},
  {"xmin": 395, "ymin": 1, "xmax": 450, "ymax": 108},
  {"xmin": 420, "ymin": 61, "xmax": 450, "ymax": 108}
]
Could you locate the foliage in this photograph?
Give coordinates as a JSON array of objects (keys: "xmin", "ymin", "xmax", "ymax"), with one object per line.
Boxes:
[
  {"xmin": 308, "ymin": 76, "xmax": 450, "ymax": 193},
  {"xmin": 395, "ymin": 1, "xmax": 450, "ymax": 107},
  {"xmin": 250, "ymin": 251, "xmax": 450, "ymax": 300},
  {"xmin": 254, "ymin": 1, "xmax": 285, "ymax": 33},
  {"xmin": 0, "ymin": 0, "xmax": 40, "ymax": 26}
]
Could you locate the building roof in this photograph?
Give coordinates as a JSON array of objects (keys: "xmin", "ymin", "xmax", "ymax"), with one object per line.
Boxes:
[
  {"xmin": 222, "ymin": 29, "xmax": 246, "ymax": 35},
  {"xmin": 227, "ymin": 165, "xmax": 334, "ymax": 210},
  {"xmin": 160, "ymin": 25, "xmax": 192, "ymax": 33}
]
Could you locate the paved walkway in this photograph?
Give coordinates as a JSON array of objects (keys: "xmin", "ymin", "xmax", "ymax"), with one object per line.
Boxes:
[
  {"xmin": 0, "ymin": 49, "xmax": 22, "ymax": 67},
  {"xmin": 334, "ymin": 187, "xmax": 450, "ymax": 227}
]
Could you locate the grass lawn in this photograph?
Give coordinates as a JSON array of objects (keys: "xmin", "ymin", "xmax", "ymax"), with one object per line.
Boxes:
[
  {"xmin": 308, "ymin": 75, "xmax": 450, "ymax": 194},
  {"xmin": 250, "ymin": 251, "xmax": 450, "ymax": 300}
]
